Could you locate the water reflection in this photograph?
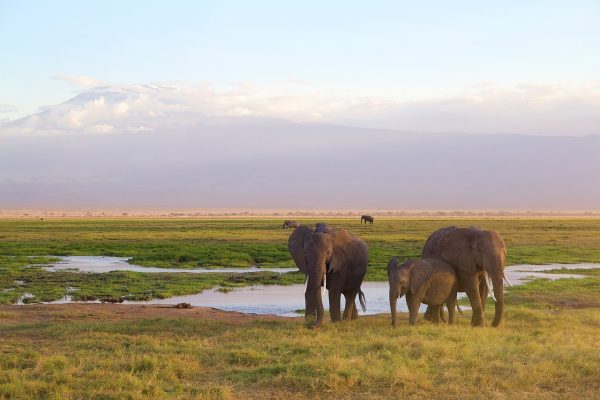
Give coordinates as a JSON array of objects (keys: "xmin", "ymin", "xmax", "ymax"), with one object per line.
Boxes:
[{"xmin": 41, "ymin": 257, "xmax": 597, "ymax": 317}]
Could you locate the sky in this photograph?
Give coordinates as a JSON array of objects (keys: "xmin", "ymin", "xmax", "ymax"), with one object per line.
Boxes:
[
  {"xmin": 1, "ymin": 1, "xmax": 600, "ymax": 210},
  {"xmin": 1, "ymin": 0, "xmax": 599, "ymax": 135}
]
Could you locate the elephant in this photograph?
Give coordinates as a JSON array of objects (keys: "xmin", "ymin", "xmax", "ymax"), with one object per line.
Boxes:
[
  {"xmin": 361, "ymin": 215, "xmax": 374, "ymax": 224},
  {"xmin": 288, "ymin": 224, "xmax": 368, "ymax": 328},
  {"xmin": 421, "ymin": 226, "xmax": 508, "ymax": 327},
  {"xmin": 388, "ymin": 257, "xmax": 458, "ymax": 326},
  {"xmin": 282, "ymin": 220, "xmax": 299, "ymax": 229}
]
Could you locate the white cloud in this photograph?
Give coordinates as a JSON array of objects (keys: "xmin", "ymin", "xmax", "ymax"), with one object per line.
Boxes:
[
  {"xmin": 54, "ymin": 75, "xmax": 104, "ymax": 88},
  {"xmin": 1, "ymin": 80, "xmax": 599, "ymax": 136},
  {"xmin": 0, "ymin": 103, "xmax": 17, "ymax": 113}
]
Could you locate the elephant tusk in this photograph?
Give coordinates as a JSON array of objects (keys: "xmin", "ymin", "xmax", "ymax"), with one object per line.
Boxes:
[
  {"xmin": 503, "ymin": 274, "xmax": 513, "ymax": 287},
  {"xmin": 485, "ymin": 273, "xmax": 496, "ymax": 303}
]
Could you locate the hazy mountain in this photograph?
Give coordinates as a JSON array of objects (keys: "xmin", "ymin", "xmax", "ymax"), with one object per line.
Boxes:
[{"xmin": 1, "ymin": 119, "xmax": 599, "ymax": 209}]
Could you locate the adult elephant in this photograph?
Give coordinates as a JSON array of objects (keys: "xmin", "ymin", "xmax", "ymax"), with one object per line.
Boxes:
[
  {"xmin": 421, "ymin": 226, "xmax": 507, "ymax": 327},
  {"xmin": 282, "ymin": 220, "xmax": 299, "ymax": 229},
  {"xmin": 288, "ymin": 224, "xmax": 368, "ymax": 328},
  {"xmin": 361, "ymin": 215, "xmax": 374, "ymax": 224}
]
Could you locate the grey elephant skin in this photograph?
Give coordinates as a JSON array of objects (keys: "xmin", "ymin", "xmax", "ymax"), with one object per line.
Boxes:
[
  {"xmin": 282, "ymin": 220, "xmax": 299, "ymax": 229},
  {"xmin": 388, "ymin": 257, "xmax": 458, "ymax": 327},
  {"xmin": 288, "ymin": 224, "xmax": 368, "ymax": 328},
  {"xmin": 421, "ymin": 226, "xmax": 507, "ymax": 327},
  {"xmin": 360, "ymin": 215, "xmax": 374, "ymax": 224}
]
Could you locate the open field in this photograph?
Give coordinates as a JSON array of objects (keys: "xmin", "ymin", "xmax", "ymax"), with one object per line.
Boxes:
[
  {"xmin": 1, "ymin": 276, "xmax": 599, "ymax": 399},
  {"xmin": 2, "ymin": 218, "xmax": 600, "ymax": 268},
  {"xmin": 0, "ymin": 256, "xmax": 304, "ymax": 304},
  {"xmin": 1, "ymin": 218, "xmax": 600, "ymax": 398},
  {"xmin": 2, "ymin": 218, "xmax": 600, "ymax": 304}
]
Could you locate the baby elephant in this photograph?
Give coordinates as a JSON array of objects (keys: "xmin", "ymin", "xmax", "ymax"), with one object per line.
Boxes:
[{"xmin": 388, "ymin": 257, "xmax": 458, "ymax": 326}]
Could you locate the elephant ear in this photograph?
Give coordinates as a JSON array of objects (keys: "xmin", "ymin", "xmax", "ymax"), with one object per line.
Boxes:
[
  {"xmin": 409, "ymin": 260, "xmax": 434, "ymax": 295},
  {"xmin": 387, "ymin": 256, "xmax": 400, "ymax": 277},
  {"xmin": 288, "ymin": 226, "xmax": 312, "ymax": 273},
  {"xmin": 329, "ymin": 228, "xmax": 368, "ymax": 273},
  {"xmin": 328, "ymin": 228, "xmax": 353, "ymax": 273}
]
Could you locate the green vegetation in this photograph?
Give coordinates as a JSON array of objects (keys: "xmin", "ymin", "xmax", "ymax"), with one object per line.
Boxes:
[
  {"xmin": 2, "ymin": 218, "xmax": 600, "ymax": 303},
  {"xmin": 1, "ymin": 276, "xmax": 599, "ymax": 399},
  {"xmin": 2, "ymin": 218, "xmax": 600, "ymax": 272},
  {"xmin": 1, "ymin": 218, "xmax": 599, "ymax": 398},
  {"xmin": 0, "ymin": 256, "xmax": 303, "ymax": 305},
  {"xmin": 507, "ymin": 276, "xmax": 600, "ymax": 309}
]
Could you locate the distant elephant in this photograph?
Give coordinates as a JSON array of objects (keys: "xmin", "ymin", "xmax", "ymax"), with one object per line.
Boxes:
[
  {"xmin": 282, "ymin": 220, "xmax": 299, "ymax": 229},
  {"xmin": 421, "ymin": 226, "xmax": 508, "ymax": 327},
  {"xmin": 288, "ymin": 224, "xmax": 368, "ymax": 328},
  {"xmin": 388, "ymin": 257, "xmax": 458, "ymax": 326},
  {"xmin": 361, "ymin": 215, "xmax": 374, "ymax": 224}
]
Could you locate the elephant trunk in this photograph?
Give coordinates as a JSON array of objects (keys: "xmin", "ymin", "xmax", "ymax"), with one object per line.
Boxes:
[
  {"xmin": 305, "ymin": 258, "xmax": 326, "ymax": 328},
  {"xmin": 491, "ymin": 272, "xmax": 504, "ymax": 327},
  {"xmin": 484, "ymin": 250, "xmax": 505, "ymax": 327},
  {"xmin": 389, "ymin": 289, "xmax": 398, "ymax": 327},
  {"xmin": 303, "ymin": 276, "xmax": 315, "ymax": 318}
]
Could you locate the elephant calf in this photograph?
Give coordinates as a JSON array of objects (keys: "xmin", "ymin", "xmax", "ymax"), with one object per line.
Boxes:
[{"xmin": 388, "ymin": 257, "xmax": 458, "ymax": 327}]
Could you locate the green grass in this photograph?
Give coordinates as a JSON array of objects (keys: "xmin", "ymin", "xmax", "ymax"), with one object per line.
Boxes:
[
  {"xmin": 0, "ymin": 276, "xmax": 599, "ymax": 399},
  {"xmin": 2, "ymin": 218, "xmax": 600, "ymax": 271},
  {"xmin": 506, "ymin": 276, "xmax": 600, "ymax": 309},
  {"xmin": 0, "ymin": 256, "xmax": 304, "ymax": 304},
  {"xmin": 1, "ymin": 218, "xmax": 600, "ymax": 398},
  {"xmin": 2, "ymin": 218, "xmax": 600, "ymax": 303}
]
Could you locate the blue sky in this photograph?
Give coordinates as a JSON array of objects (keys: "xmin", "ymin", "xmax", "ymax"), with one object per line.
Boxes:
[
  {"xmin": 1, "ymin": 1, "xmax": 600, "ymax": 209},
  {"xmin": 1, "ymin": 0, "xmax": 599, "ymax": 134}
]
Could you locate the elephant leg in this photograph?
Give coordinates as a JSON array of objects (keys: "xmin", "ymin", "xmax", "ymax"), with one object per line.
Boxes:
[
  {"xmin": 389, "ymin": 289, "xmax": 398, "ymax": 327},
  {"xmin": 351, "ymin": 301, "xmax": 359, "ymax": 319},
  {"xmin": 342, "ymin": 291, "xmax": 358, "ymax": 321},
  {"xmin": 328, "ymin": 289, "xmax": 342, "ymax": 322},
  {"xmin": 460, "ymin": 271, "xmax": 485, "ymax": 327},
  {"xmin": 406, "ymin": 293, "xmax": 421, "ymax": 326},
  {"xmin": 439, "ymin": 306, "xmax": 447, "ymax": 323},
  {"xmin": 446, "ymin": 293, "xmax": 457, "ymax": 325},
  {"xmin": 423, "ymin": 306, "xmax": 434, "ymax": 321},
  {"xmin": 479, "ymin": 273, "xmax": 489, "ymax": 312},
  {"xmin": 341, "ymin": 298, "xmax": 352, "ymax": 320},
  {"xmin": 430, "ymin": 305, "xmax": 442, "ymax": 324}
]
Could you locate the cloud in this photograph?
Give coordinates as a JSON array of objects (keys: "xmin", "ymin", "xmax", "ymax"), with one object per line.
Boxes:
[
  {"xmin": 0, "ymin": 103, "xmax": 17, "ymax": 113},
  {"xmin": 1, "ymin": 80, "xmax": 599, "ymax": 136},
  {"xmin": 54, "ymin": 75, "xmax": 104, "ymax": 88}
]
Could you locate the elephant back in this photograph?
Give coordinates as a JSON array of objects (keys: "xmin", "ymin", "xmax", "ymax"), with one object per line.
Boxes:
[{"xmin": 421, "ymin": 226, "xmax": 479, "ymax": 274}]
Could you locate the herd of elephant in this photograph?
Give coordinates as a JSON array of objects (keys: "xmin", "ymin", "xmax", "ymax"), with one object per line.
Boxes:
[{"xmin": 287, "ymin": 223, "xmax": 508, "ymax": 329}]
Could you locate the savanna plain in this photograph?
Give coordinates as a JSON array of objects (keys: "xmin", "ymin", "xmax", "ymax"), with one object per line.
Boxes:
[{"xmin": 1, "ymin": 218, "xmax": 599, "ymax": 399}]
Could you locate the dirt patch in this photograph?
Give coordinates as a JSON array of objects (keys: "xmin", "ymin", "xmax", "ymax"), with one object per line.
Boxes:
[
  {"xmin": 0, "ymin": 304, "xmax": 291, "ymax": 325},
  {"xmin": 552, "ymin": 299, "xmax": 600, "ymax": 309}
]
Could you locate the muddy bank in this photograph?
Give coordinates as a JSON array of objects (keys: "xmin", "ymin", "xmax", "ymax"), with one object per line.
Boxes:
[{"xmin": 0, "ymin": 303, "xmax": 287, "ymax": 325}]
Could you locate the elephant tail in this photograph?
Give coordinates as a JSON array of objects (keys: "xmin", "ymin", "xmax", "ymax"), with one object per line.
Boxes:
[
  {"xmin": 457, "ymin": 304, "xmax": 464, "ymax": 316},
  {"xmin": 358, "ymin": 290, "xmax": 367, "ymax": 312}
]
